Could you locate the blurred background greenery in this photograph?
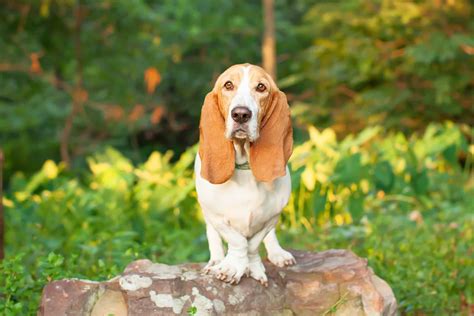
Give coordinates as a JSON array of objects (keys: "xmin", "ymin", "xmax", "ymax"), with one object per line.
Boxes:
[{"xmin": 0, "ymin": 0, "xmax": 473, "ymax": 315}]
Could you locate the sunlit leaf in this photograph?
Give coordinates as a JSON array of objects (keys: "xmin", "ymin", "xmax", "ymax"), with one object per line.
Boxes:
[
  {"xmin": 144, "ymin": 67, "xmax": 161, "ymax": 94},
  {"xmin": 150, "ymin": 106, "xmax": 165, "ymax": 125},
  {"xmin": 43, "ymin": 160, "xmax": 58, "ymax": 179},
  {"xmin": 302, "ymin": 164, "xmax": 316, "ymax": 191}
]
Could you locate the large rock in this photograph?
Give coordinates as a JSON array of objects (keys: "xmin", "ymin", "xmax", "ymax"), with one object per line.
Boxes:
[{"xmin": 38, "ymin": 250, "xmax": 397, "ymax": 315}]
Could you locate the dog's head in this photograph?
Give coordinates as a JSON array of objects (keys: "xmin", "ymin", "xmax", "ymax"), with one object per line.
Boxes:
[{"xmin": 199, "ymin": 63, "xmax": 293, "ymax": 184}]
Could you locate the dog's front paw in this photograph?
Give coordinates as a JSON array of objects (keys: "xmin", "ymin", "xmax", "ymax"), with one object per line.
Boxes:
[
  {"xmin": 202, "ymin": 259, "xmax": 222, "ymax": 274},
  {"xmin": 209, "ymin": 256, "xmax": 248, "ymax": 284},
  {"xmin": 267, "ymin": 248, "xmax": 296, "ymax": 268},
  {"xmin": 248, "ymin": 256, "xmax": 268, "ymax": 287}
]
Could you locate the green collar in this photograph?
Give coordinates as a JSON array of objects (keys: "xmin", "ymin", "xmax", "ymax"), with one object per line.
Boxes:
[{"xmin": 235, "ymin": 161, "xmax": 251, "ymax": 170}]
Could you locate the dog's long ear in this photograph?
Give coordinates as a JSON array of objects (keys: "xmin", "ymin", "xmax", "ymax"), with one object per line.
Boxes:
[
  {"xmin": 199, "ymin": 92, "xmax": 235, "ymax": 184},
  {"xmin": 249, "ymin": 90, "xmax": 293, "ymax": 182}
]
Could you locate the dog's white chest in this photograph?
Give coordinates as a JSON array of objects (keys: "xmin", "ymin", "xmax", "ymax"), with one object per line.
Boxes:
[{"xmin": 194, "ymin": 154, "xmax": 291, "ymax": 238}]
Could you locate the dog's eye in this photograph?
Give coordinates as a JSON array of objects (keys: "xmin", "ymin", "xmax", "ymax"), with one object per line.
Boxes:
[
  {"xmin": 256, "ymin": 83, "xmax": 266, "ymax": 92},
  {"xmin": 224, "ymin": 81, "xmax": 234, "ymax": 91}
]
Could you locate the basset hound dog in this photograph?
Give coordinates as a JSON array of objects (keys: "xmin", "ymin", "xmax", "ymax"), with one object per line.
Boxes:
[{"xmin": 195, "ymin": 63, "xmax": 295, "ymax": 286}]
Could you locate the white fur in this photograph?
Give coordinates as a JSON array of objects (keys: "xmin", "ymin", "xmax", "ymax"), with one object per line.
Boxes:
[
  {"xmin": 225, "ymin": 66, "xmax": 259, "ymax": 141},
  {"xmin": 195, "ymin": 150, "xmax": 295, "ymax": 285}
]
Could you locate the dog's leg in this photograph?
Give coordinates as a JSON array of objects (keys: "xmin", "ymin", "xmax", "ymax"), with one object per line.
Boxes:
[
  {"xmin": 203, "ymin": 223, "xmax": 225, "ymax": 274},
  {"xmin": 246, "ymin": 217, "xmax": 279, "ymax": 287},
  {"xmin": 208, "ymin": 221, "xmax": 249, "ymax": 284},
  {"xmin": 263, "ymin": 228, "xmax": 296, "ymax": 267}
]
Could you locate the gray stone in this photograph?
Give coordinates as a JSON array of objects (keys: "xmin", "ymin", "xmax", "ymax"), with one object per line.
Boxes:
[{"xmin": 38, "ymin": 249, "xmax": 397, "ymax": 315}]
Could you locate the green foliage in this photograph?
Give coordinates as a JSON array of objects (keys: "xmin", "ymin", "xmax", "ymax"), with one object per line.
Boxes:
[
  {"xmin": 0, "ymin": 1, "xmax": 473, "ymax": 314},
  {"xmin": 1, "ymin": 0, "xmax": 472, "ymax": 178},
  {"xmin": 284, "ymin": 0, "xmax": 473, "ymax": 132},
  {"xmin": 187, "ymin": 305, "xmax": 198, "ymax": 315},
  {"xmin": 2, "ymin": 123, "xmax": 472, "ymax": 314},
  {"xmin": 288, "ymin": 122, "xmax": 469, "ymax": 228},
  {"xmin": 0, "ymin": 252, "xmax": 69, "ymax": 316},
  {"xmin": 0, "ymin": 0, "xmax": 263, "ymax": 177},
  {"xmin": 283, "ymin": 202, "xmax": 473, "ymax": 314}
]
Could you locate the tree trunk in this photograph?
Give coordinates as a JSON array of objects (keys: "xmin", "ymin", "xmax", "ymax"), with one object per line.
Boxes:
[
  {"xmin": 0, "ymin": 149, "xmax": 4, "ymax": 260},
  {"xmin": 60, "ymin": 0, "xmax": 84, "ymax": 167},
  {"xmin": 262, "ymin": 0, "xmax": 276, "ymax": 80}
]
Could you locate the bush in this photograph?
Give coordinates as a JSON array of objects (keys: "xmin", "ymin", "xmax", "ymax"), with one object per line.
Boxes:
[
  {"xmin": 1, "ymin": 122, "xmax": 472, "ymax": 314},
  {"xmin": 287, "ymin": 1, "xmax": 474, "ymax": 132},
  {"xmin": 287, "ymin": 122, "xmax": 470, "ymax": 228}
]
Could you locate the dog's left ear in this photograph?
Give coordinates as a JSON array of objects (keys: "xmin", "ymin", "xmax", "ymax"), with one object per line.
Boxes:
[
  {"xmin": 199, "ymin": 92, "xmax": 236, "ymax": 184},
  {"xmin": 249, "ymin": 90, "xmax": 293, "ymax": 182}
]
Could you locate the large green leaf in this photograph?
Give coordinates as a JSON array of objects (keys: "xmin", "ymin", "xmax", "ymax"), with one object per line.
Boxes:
[
  {"xmin": 311, "ymin": 187, "xmax": 327, "ymax": 219},
  {"xmin": 411, "ymin": 169, "xmax": 430, "ymax": 196},
  {"xmin": 348, "ymin": 193, "xmax": 364, "ymax": 223},
  {"xmin": 332, "ymin": 153, "xmax": 364, "ymax": 186},
  {"xmin": 373, "ymin": 160, "xmax": 395, "ymax": 192}
]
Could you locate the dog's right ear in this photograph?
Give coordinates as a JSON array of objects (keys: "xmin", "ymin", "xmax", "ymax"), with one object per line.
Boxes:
[{"xmin": 198, "ymin": 92, "xmax": 235, "ymax": 184}]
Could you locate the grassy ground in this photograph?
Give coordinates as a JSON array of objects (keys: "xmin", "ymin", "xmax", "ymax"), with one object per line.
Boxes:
[{"xmin": 2, "ymin": 204, "xmax": 472, "ymax": 315}]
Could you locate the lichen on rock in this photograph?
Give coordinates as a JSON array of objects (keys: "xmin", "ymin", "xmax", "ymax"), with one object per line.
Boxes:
[{"xmin": 38, "ymin": 249, "xmax": 397, "ymax": 316}]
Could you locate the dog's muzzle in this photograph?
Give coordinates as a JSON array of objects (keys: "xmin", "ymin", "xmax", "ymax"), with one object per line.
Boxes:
[
  {"xmin": 231, "ymin": 106, "xmax": 252, "ymax": 139},
  {"xmin": 231, "ymin": 106, "xmax": 252, "ymax": 124}
]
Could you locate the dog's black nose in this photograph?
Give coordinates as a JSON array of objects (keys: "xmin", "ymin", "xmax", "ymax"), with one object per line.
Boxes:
[{"xmin": 231, "ymin": 106, "xmax": 252, "ymax": 124}]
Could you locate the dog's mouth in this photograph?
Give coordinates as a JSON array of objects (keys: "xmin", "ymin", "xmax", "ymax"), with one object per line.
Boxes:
[
  {"xmin": 232, "ymin": 128, "xmax": 248, "ymax": 139},
  {"xmin": 228, "ymin": 119, "xmax": 259, "ymax": 142}
]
